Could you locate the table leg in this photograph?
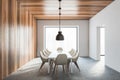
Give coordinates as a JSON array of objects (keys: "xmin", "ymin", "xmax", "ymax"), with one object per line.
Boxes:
[
  {"xmin": 70, "ymin": 59, "xmax": 73, "ymax": 73},
  {"xmin": 48, "ymin": 58, "xmax": 51, "ymax": 73}
]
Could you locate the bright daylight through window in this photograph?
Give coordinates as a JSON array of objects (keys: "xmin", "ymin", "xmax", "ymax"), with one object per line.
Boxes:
[{"xmin": 44, "ymin": 26, "xmax": 79, "ymax": 52}]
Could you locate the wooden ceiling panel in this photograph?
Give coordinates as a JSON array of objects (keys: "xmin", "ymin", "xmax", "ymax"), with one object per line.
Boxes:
[
  {"xmin": 20, "ymin": 1, "xmax": 112, "ymax": 7},
  {"xmin": 29, "ymin": 11, "xmax": 97, "ymax": 15},
  {"xmin": 34, "ymin": 15, "xmax": 92, "ymax": 20},
  {"xmin": 18, "ymin": 0, "xmax": 114, "ymax": 20}
]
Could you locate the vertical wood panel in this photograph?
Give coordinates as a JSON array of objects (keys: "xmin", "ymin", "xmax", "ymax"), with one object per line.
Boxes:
[
  {"xmin": 16, "ymin": 1, "xmax": 21, "ymax": 68},
  {"xmin": 19, "ymin": 8, "xmax": 25, "ymax": 66},
  {"xmin": 29, "ymin": 15, "xmax": 33, "ymax": 59},
  {"xmin": 0, "ymin": 0, "xmax": 2, "ymax": 79},
  {"xmin": 1, "ymin": 0, "xmax": 9, "ymax": 78},
  {"xmin": 25, "ymin": 10, "xmax": 29, "ymax": 63},
  {"xmin": 28, "ymin": 12, "xmax": 33, "ymax": 60},
  {"xmin": 33, "ymin": 16, "xmax": 37, "ymax": 58},
  {"xmin": 0, "ymin": 0, "xmax": 37, "ymax": 79},
  {"xmin": 8, "ymin": 0, "xmax": 17, "ymax": 73}
]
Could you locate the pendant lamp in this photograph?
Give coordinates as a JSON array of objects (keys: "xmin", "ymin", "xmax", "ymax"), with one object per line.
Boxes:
[{"xmin": 56, "ymin": 0, "xmax": 64, "ymax": 41}]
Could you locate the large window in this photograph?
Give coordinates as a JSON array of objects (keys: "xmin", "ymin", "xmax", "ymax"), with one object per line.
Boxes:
[{"xmin": 44, "ymin": 25, "xmax": 79, "ymax": 52}]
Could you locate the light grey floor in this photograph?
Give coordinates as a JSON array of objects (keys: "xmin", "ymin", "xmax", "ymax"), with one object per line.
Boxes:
[{"xmin": 4, "ymin": 56, "xmax": 120, "ymax": 80}]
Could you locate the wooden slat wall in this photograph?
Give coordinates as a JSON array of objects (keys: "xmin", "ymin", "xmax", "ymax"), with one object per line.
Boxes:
[
  {"xmin": 1, "ymin": 0, "xmax": 9, "ymax": 79},
  {"xmin": 0, "ymin": 0, "xmax": 37, "ymax": 80},
  {"xmin": 0, "ymin": 0, "xmax": 2, "ymax": 79}
]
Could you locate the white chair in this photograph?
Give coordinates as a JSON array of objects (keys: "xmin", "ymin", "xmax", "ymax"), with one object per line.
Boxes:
[
  {"xmin": 57, "ymin": 47, "xmax": 63, "ymax": 53},
  {"xmin": 44, "ymin": 49, "xmax": 51, "ymax": 56},
  {"xmin": 69, "ymin": 52, "xmax": 80, "ymax": 71},
  {"xmin": 39, "ymin": 51, "xmax": 54, "ymax": 72},
  {"xmin": 69, "ymin": 49, "xmax": 76, "ymax": 56},
  {"xmin": 46, "ymin": 49, "xmax": 51, "ymax": 54},
  {"xmin": 43, "ymin": 50, "xmax": 49, "ymax": 57},
  {"xmin": 53, "ymin": 54, "xmax": 68, "ymax": 74},
  {"xmin": 43, "ymin": 49, "xmax": 51, "ymax": 57},
  {"xmin": 39, "ymin": 51, "xmax": 48, "ymax": 70}
]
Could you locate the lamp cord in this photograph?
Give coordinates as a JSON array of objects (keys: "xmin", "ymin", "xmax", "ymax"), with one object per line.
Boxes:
[{"xmin": 59, "ymin": 0, "xmax": 61, "ymax": 31}]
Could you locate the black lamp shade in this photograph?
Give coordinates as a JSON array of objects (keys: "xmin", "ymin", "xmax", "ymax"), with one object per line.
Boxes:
[{"xmin": 56, "ymin": 31, "xmax": 64, "ymax": 40}]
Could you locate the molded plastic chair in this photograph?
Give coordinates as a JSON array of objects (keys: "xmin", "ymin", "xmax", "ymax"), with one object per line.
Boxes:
[
  {"xmin": 69, "ymin": 52, "xmax": 80, "ymax": 71},
  {"xmin": 39, "ymin": 51, "xmax": 48, "ymax": 70},
  {"xmin": 69, "ymin": 49, "xmax": 76, "ymax": 56},
  {"xmin": 53, "ymin": 54, "xmax": 68, "ymax": 74},
  {"xmin": 57, "ymin": 47, "xmax": 63, "ymax": 53},
  {"xmin": 43, "ymin": 49, "xmax": 51, "ymax": 56},
  {"xmin": 45, "ymin": 49, "xmax": 51, "ymax": 54}
]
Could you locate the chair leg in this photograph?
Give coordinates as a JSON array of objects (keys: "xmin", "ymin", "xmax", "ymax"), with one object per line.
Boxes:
[
  {"xmin": 39, "ymin": 62, "xmax": 45, "ymax": 71},
  {"xmin": 50, "ymin": 61, "xmax": 53, "ymax": 72},
  {"xmin": 67, "ymin": 62, "xmax": 70, "ymax": 72},
  {"xmin": 74, "ymin": 62, "xmax": 80, "ymax": 71},
  {"xmin": 62, "ymin": 65, "xmax": 65, "ymax": 73},
  {"xmin": 53, "ymin": 64, "xmax": 56, "ymax": 74},
  {"xmin": 66, "ymin": 65, "xmax": 69, "ymax": 74},
  {"xmin": 55, "ymin": 65, "xmax": 58, "ymax": 79},
  {"xmin": 56, "ymin": 65, "xmax": 58, "ymax": 75}
]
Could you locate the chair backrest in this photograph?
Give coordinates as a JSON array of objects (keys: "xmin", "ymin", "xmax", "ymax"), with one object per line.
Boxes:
[
  {"xmin": 43, "ymin": 50, "xmax": 49, "ymax": 57},
  {"xmin": 55, "ymin": 54, "xmax": 67, "ymax": 65},
  {"xmin": 69, "ymin": 49, "xmax": 76, "ymax": 56},
  {"xmin": 72, "ymin": 52, "xmax": 79, "ymax": 61},
  {"xmin": 43, "ymin": 49, "xmax": 51, "ymax": 55},
  {"xmin": 57, "ymin": 47, "xmax": 63, "ymax": 53},
  {"xmin": 45, "ymin": 49, "xmax": 51, "ymax": 54},
  {"xmin": 39, "ymin": 51, "xmax": 48, "ymax": 61}
]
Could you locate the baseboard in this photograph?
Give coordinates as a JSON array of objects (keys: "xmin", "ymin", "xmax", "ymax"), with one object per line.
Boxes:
[{"xmin": 105, "ymin": 65, "xmax": 120, "ymax": 73}]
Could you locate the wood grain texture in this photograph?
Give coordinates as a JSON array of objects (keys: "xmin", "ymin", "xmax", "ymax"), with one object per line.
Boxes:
[
  {"xmin": 18, "ymin": 0, "xmax": 113, "ymax": 19},
  {"xmin": 0, "ymin": 0, "xmax": 2, "ymax": 79},
  {"xmin": 0, "ymin": 0, "xmax": 37, "ymax": 80},
  {"xmin": 1, "ymin": 0, "xmax": 9, "ymax": 78}
]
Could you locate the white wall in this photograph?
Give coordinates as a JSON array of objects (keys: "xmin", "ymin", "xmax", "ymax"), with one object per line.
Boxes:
[
  {"xmin": 37, "ymin": 20, "xmax": 89, "ymax": 57},
  {"xmin": 89, "ymin": 0, "xmax": 120, "ymax": 72}
]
